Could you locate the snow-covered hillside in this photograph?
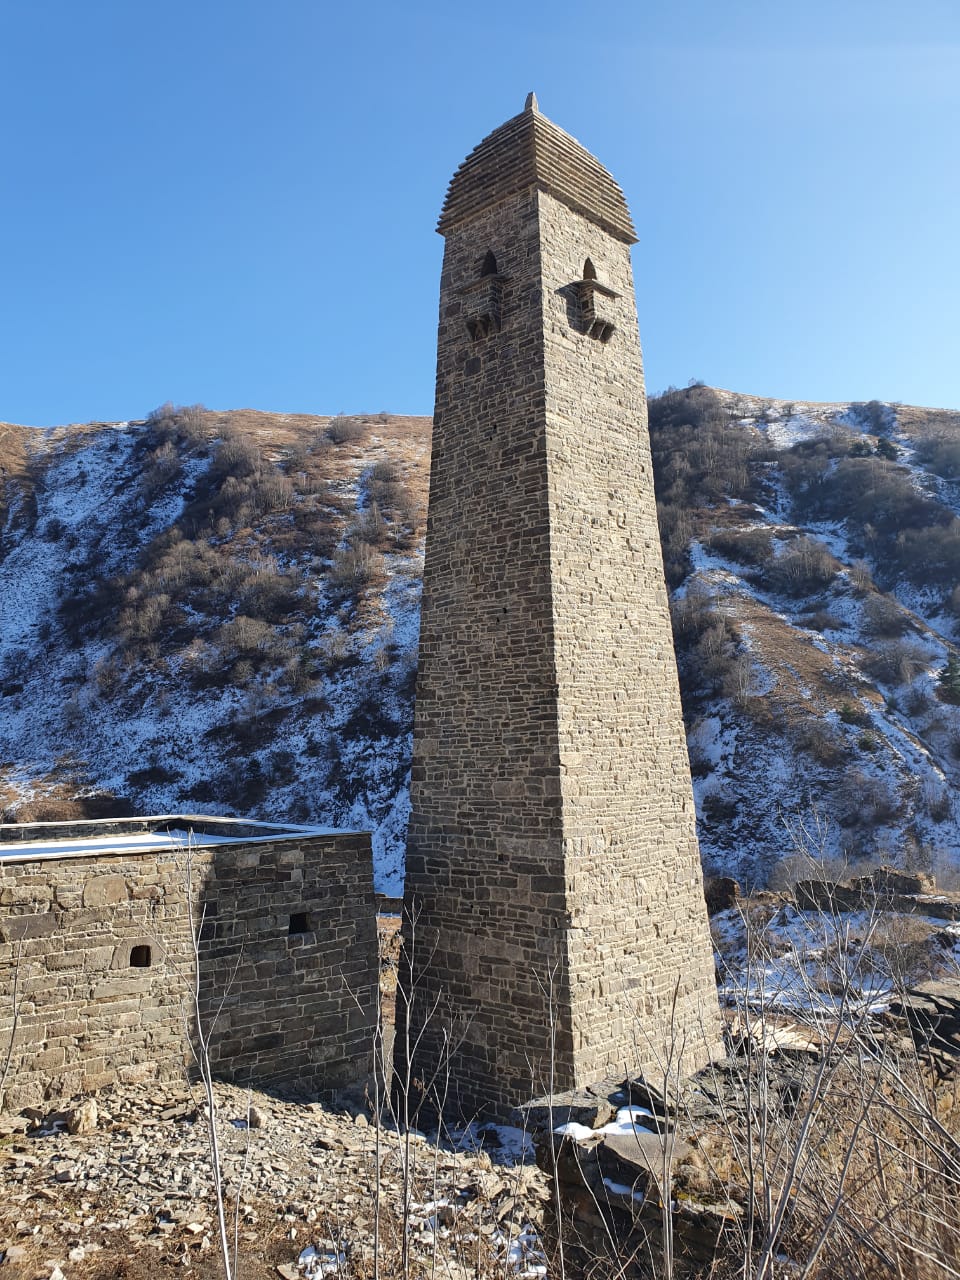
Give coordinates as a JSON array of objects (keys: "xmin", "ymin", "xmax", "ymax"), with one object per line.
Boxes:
[
  {"xmin": 0, "ymin": 407, "xmax": 429, "ymax": 895},
  {"xmin": 653, "ymin": 387, "xmax": 960, "ymax": 887},
  {"xmin": 2, "ymin": 392, "xmax": 960, "ymax": 894}
]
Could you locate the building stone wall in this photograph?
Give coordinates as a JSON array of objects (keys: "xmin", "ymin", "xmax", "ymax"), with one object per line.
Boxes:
[
  {"xmin": 538, "ymin": 188, "xmax": 718, "ymax": 1074},
  {"xmin": 399, "ymin": 99, "xmax": 720, "ymax": 1117},
  {"xmin": 0, "ymin": 821, "xmax": 377, "ymax": 1110}
]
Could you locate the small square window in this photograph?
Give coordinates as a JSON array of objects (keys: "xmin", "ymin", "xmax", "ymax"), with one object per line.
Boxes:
[
  {"xmin": 288, "ymin": 912, "xmax": 310, "ymax": 936},
  {"xmin": 130, "ymin": 944, "xmax": 152, "ymax": 968}
]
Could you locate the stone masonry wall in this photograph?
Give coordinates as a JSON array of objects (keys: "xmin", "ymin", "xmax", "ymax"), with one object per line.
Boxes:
[
  {"xmin": 401, "ymin": 187, "xmax": 573, "ymax": 1113},
  {"xmin": 538, "ymin": 187, "xmax": 720, "ymax": 1077},
  {"xmin": 400, "ymin": 103, "xmax": 720, "ymax": 1119},
  {"xmin": 0, "ymin": 831, "xmax": 377, "ymax": 1111}
]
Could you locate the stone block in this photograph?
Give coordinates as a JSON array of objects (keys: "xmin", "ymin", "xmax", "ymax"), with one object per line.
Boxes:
[
  {"xmin": 0, "ymin": 911, "xmax": 57, "ymax": 943},
  {"xmin": 82, "ymin": 875, "xmax": 129, "ymax": 907}
]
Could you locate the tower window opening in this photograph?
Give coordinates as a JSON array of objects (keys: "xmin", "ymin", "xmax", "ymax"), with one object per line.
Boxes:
[
  {"xmin": 583, "ymin": 258, "xmax": 597, "ymax": 280},
  {"xmin": 289, "ymin": 912, "xmax": 310, "ymax": 936},
  {"xmin": 130, "ymin": 944, "xmax": 152, "ymax": 968},
  {"xmin": 481, "ymin": 250, "xmax": 498, "ymax": 276}
]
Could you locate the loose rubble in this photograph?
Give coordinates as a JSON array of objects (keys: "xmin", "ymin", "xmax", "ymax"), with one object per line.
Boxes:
[{"xmin": 0, "ymin": 1078, "xmax": 551, "ymax": 1279}]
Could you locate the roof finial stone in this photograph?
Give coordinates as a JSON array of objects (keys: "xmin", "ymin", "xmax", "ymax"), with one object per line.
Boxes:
[{"xmin": 525, "ymin": 91, "xmax": 539, "ymax": 113}]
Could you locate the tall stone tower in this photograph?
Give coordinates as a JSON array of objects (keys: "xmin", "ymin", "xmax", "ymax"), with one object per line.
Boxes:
[{"xmin": 398, "ymin": 96, "xmax": 719, "ymax": 1117}]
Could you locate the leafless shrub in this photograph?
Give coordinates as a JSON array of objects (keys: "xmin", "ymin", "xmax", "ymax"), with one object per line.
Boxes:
[
  {"xmin": 369, "ymin": 458, "xmax": 400, "ymax": 485},
  {"xmin": 236, "ymin": 568, "xmax": 305, "ymax": 623},
  {"xmin": 117, "ymin": 591, "xmax": 178, "ymax": 645},
  {"xmin": 318, "ymin": 628, "xmax": 354, "ymax": 671},
  {"xmin": 213, "ymin": 433, "xmax": 260, "ymax": 482},
  {"xmin": 350, "ymin": 503, "xmax": 387, "ymax": 546},
  {"xmin": 847, "ymin": 559, "xmax": 875, "ymax": 594},
  {"xmin": 178, "ymin": 403, "xmax": 209, "ymax": 443},
  {"xmin": 914, "ymin": 433, "xmax": 960, "ymax": 481},
  {"xmin": 722, "ymin": 654, "xmax": 761, "ymax": 709},
  {"xmin": 707, "ymin": 526, "xmax": 774, "ymax": 567},
  {"xmin": 861, "ymin": 639, "xmax": 929, "ymax": 686},
  {"xmin": 849, "ymin": 398, "xmax": 892, "ymax": 434},
  {"xmin": 904, "ymin": 686, "xmax": 932, "ymax": 717},
  {"xmin": 657, "ymin": 500, "xmax": 694, "ymax": 586},
  {"xmin": 800, "ymin": 609, "xmax": 843, "ymax": 632},
  {"xmin": 863, "ymin": 592, "xmax": 910, "ymax": 638},
  {"xmin": 91, "ymin": 655, "xmax": 123, "ymax": 700},
  {"xmin": 216, "ymin": 614, "xmax": 274, "ymax": 656},
  {"xmin": 712, "ymin": 902, "xmax": 960, "ymax": 1280},
  {"xmin": 922, "ymin": 778, "xmax": 952, "ymax": 824},
  {"xmin": 798, "ymin": 723, "xmax": 846, "ymax": 767},
  {"xmin": 838, "ymin": 767, "xmax": 902, "ymax": 826},
  {"xmin": 140, "ymin": 440, "xmax": 183, "ymax": 499},
  {"xmin": 145, "ymin": 401, "xmax": 210, "ymax": 448},
  {"xmin": 253, "ymin": 471, "xmax": 294, "ymax": 513},
  {"xmin": 329, "ymin": 542, "xmax": 386, "ymax": 595},
  {"xmin": 768, "ymin": 536, "xmax": 840, "ymax": 597},
  {"xmin": 326, "ymin": 415, "xmax": 367, "ymax": 444}
]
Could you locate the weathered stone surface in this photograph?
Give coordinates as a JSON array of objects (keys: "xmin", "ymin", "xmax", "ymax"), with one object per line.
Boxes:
[
  {"xmin": 82, "ymin": 875, "xmax": 128, "ymax": 907},
  {"xmin": 65, "ymin": 1098, "xmax": 98, "ymax": 1135},
  {"xmin": 795, "ymin": 873, "xmax": 960, "ymax": 920},
  {"xmin": 888, "ymin": 978, "xmax": 960, "ymax": 1057},
  {"xmin": 399, "ymin": 97, "xmax": 721, "ymax": 1118},
  {"xmin": 599, "ymin": 1130, "xmax": 692, "ymax": 1195},
  {"xmin": 0, "ymin": 820, "xmax": 378, "ymax": 1108},
  {"xmin": 515, "ymin": 1081, "xmax": 623, "ymax": 1132}
]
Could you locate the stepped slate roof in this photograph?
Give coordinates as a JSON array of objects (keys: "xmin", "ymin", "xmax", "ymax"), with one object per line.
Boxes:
[{"xmin": 438, "ymin": 94, "xmax": 637, "ymax": 245}]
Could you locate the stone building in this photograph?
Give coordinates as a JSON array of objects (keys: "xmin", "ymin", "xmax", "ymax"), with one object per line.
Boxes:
[
  {"xmin": 398, "ymin": 96, "xmax": 720, "ymax": 1117},
  {"xmin": 0, "ymin": 816, "xmax": 377, "ymax": 1110}
]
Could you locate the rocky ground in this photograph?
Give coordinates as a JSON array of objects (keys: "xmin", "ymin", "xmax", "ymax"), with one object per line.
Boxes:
[{"xmin": 0, "ymin": 1077, "xmax": 551, "ymax": 1280}]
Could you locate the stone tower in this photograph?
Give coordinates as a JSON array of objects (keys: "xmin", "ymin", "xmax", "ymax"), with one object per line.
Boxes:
[{"xmin": 398, "ymin": 96, "xmax": 719, "ymax": 1117}]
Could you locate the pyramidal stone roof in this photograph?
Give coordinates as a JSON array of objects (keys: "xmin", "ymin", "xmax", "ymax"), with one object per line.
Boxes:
[{"xmin": 438, "ymin": 93, "xmax": 637, "ymax": 245}]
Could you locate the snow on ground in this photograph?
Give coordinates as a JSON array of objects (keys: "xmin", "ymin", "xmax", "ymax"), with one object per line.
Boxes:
[
  {"xmin": 757, "ymin": 411, "xmax": 837, "ymax": 451},
  {"xmin": 714, "ymin": 904, "xmax": 897, "ymax": 1015},
  {"xmin": 0, "ymin": 420, "xmax": 424, "ymax": 894},
  {"xmin": 4, "ymin": 396, "xmax": 960, "ymax": 898},
  {"xmin": 554, "ymin": 1106, "xmax": 658, "ymax": 1142}
]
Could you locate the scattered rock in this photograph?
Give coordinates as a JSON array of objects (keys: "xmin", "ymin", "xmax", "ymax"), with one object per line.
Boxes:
[
  {"xmin": 704, "ymin": 876, "xmax": 740, "ymax": 916},
  {"xmin": 515, "ymin": 1080, "xmax": 623, "ymax": 1132},
  {"xmin": 622, "ymin": 1074, "xmax": 675, "ymax": 1119},
  {"xmin": 65, "ymin": 1098, "xmax": 98, "ymax": 1136},
  {"xmin": 0, "ymin": 1076, "xmax": 551, "ymax": 1280}
]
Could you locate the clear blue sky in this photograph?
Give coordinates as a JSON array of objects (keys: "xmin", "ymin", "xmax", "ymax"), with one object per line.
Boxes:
[{"xmin": 2, "ymin": 0, "xmax": 958, "ymax": 426}]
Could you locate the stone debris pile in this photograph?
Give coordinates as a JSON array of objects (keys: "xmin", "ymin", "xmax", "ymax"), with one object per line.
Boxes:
[{"xmin": 0, "ymin": 1079, "xmax": 551, "ymax": 1278}]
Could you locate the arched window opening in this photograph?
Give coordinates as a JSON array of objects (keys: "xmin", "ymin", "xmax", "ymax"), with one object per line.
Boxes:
[
  {"xmin": 573, "ymin": 259, "xmax": 618, "ymax": 343},
  {"xmin": 462, "ymin": 251, "xmax": 504, "ymax": 342}
]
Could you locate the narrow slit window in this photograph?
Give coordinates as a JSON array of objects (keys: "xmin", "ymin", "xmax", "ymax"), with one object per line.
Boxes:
[
  {"xmin": 289, "ymin": 912, "xmax": 310, "ymax": 936},
  {"xmin": 130, "ymin": 944, "xmax": 152, "ymax": 968}
]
